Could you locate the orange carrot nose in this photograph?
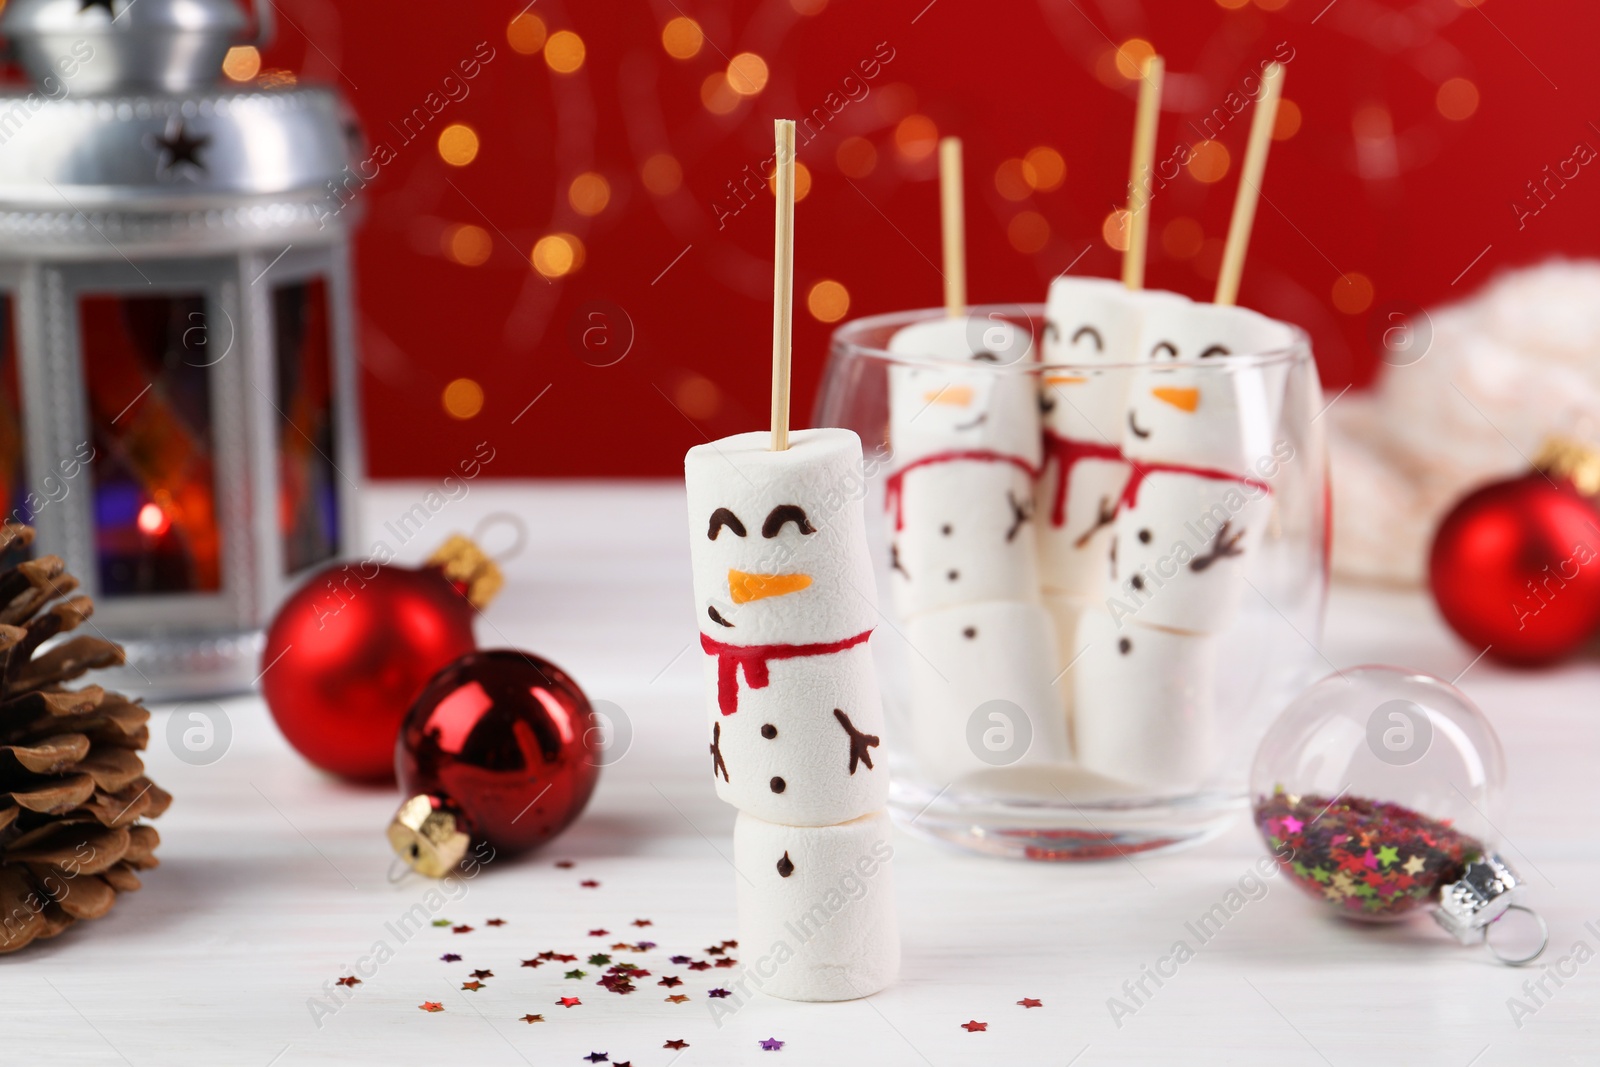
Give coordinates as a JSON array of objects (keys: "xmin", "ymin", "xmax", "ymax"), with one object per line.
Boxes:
[
  {"xmin": 1151, "ymin": 386, "xmax": 1200, "ymax": 412},
  {"xmin": 1045, "ymin": 374, "xmax": 1087, "ymax": 387},
  {"xmin": 923, "ymin": 385, "xmax": 975, "ymax": 406},
  {"xmin": 728, "ymin": 570, "xmax": 812, "ymax": 604}
]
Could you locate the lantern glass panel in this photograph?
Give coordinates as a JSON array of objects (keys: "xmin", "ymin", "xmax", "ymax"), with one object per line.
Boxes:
[
  {"xmin": 80, "ymin": 292, "xmax": 223, "ymax": 597},
  {"xmin": 272, "ymin": 275, "xmax": 340, "ymax": 575}
]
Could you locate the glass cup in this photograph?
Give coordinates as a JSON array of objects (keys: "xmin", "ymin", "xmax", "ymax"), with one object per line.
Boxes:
[{"xmin": 815, "ymin": 303, "xmax": 1329, "ymax": 859}]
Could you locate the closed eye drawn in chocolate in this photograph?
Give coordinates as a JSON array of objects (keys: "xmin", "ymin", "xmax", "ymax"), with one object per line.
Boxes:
[
  {"xmin": 1152, "ymin": 340, "xmax": 1179, "ymax": 360},
  {"xmin": 1072, "ymin": 325, "xmax": 1104, "ymax": 352},
  {"xmin": 1198, "ymin": 344, "xmax": 1230, "ymax": 359},
  {"xmin": 708, "ymin": 508, "xmax": 747, "ymax": 540},
  {"xmin": 762, "ymin": 504, "xmax": 815, "ymax": 538},
  {"xmin": 971, "ymin": 350, "xmax": 1000, "ymax": 362}
]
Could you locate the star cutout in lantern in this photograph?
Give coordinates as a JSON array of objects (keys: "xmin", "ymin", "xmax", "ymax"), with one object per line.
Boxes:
[
  {"xmin": 149, "ymin": 119, "xmax": 210, "ymax": 178},
  {"xmin": 419, "ymin": 1002, "xmax": 444, "ymax": 1013},
  {"xmin": 520, "ymin": 1013, "xmax": 544, "ymax": 1024},
  {"xmin": 961, "ymin": 1021, "xmax": 988, "ymax": 1032},
  {"xmin": 1017, "ymin": 998, "xmax": 1042, "ymax": 1008}
]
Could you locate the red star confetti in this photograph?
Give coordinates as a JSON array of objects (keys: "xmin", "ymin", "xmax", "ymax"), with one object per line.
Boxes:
[
  {"xmin": 760, "ymin": 1038, "xmax": 785, "ymax": 1051},
  {"xmin": 705, "ymin": 945, "xmax": 726, "ymax": 956},
  {"xmin": 555, "ymin": 860, "xmax": 575, "ymax": 868},
  {"xmin": 721, "ymin": 940, "xmax": 739, "ymax": 948},
  {"xmin": 559, "ymin": 997, "xmax": 582, "ymax": 1008},
  {"xmin": 665, "ymin": 995, "xmax": 689, "ymax": 1004},
  {"xmin": 336, "ymin": 976, "xmax": 360, "ymax": 988},
  {"xmin": 707, "ymin": 988, "xmax": 731, "ymax": 999},
  {"xmin": 520, "ymin": 1014, "xmax": 544, "ymax": 1024},
  {"xmin": 521, "ymin": 959, "xmax": 543, "ymax": 968},
  {"xmin": 659, "ymin": 976, "xmax": 682, "ymax": 988},
  {"xmin": 632, "ymin": 919, "xmax": 653, "ymax": 927},
  {"xmin": 440, "ymin": 953, "xmax": 461, "ymax": 963},
  {"xmin": 419, "ymin": 1002, "xmax": 444, "ymax": 1013},
  {"xmin": 1018, "ymin": 998, "xmax": 1043, "ymax": 1008},
  {"xmin": 664, "ymin": 1040, "xmax": 689, "ymax": 1050},
  {"xmin": 687, "ymin": 961, "xmax": 712, "ymax": 971},
  {"xmin": 470, "ymin": 969, "xmax": 493, "ymax": 980},
  {"xmin": 580, "ymin": 880, "xmax": 600, "ymax": 888},
  {"xmin": 715, "ymin": 958, "xmax": 738, "ymax": 968},
  {"xmin": 452, "ymin": 925, "xmax": 473, "ymax": 934},
  {"xmin": 461, "ymin": 981, "xmax": 485, "ymax": 992},
  {"xmin": 486, "ymin": 918, "xmax": 507, "ymax": 927},
  {"xmin": 554, "ymin": 954, "xmax": 578, "ymax": 962},
  {"xmin": 537, "ymin": 951, "xmax": 560, "ymax": 961},
  {"xmin": 589, "ymin": 929, "xmax": 610, "ymax": 937},
  {"xmin": 961, "ymin": 1021, "xmax": 988, "ymax": 1032},
  {"xmin": 611, "ymin": 942, "xmax": 633, "ymax": 952}
]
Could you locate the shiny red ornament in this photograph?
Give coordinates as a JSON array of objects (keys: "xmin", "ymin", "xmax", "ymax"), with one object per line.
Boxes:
[
  {"xmin": 388, "ymin": 649, "xmax": 601, "ymax": 876},
  {"xmin": 1429, "ymin": 451, "xmax": 1600, "ymax": 665},
  {"xmin": 261, "ymin": 537, "xmax": 500, "ymax": 780}
]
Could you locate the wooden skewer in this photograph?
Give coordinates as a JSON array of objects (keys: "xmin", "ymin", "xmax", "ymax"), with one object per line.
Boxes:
[
  {"xmin": 770, "ymin": 118, "xmax": 797, "ymax": 452},
  {"xmin": 1122, "ymin": 54, "xmax": 1164, "ymax": 291},
  {"xmin": 1214, "ymin": 61, "xmax": 1286, "ymax": 306},
  {"xmin": 938, "ymin": 136, "xmax": 966, "ymax": 317}
]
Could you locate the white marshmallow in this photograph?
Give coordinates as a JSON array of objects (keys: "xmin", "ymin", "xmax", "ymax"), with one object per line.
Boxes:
[
  {"xmin": 1035, "ymin": 450, "xmax": 1126, "ymax": 598},
  {"xmin": 686, "ymin": 428, "xmax": 878, "ymax": 646},
  {"xmin": 705, "ymin": 643, "xmax": 889, "ymax": 827},
  {"xmin": 733, "ymin": 809, "xmax": 900, "ymax": 1002},
  {"xmin": 1071, "ymin": 607, "xmax": 1218, "ymax": 791},
  {"xmin": 905, "ymin": 600, "xmax": 1071, "ymax": 782},
  {"xmin": 1125, "ymin": 302, "xmax": 1294, "ymax": 473},
  {"xmin": 1042, "ymin": 591, "xmax": 1093, "ymax": 719},
  {"xmin": 1111, "ymin": 470, "xmax": 1271, "ymax": 634},
  {"xmin": 887, "ymin": 460, "xmax": 1040, "ymax": 618},
  {"xmin": 887, "ymin": 316, "xmax": 1041, "ymax": 468}
]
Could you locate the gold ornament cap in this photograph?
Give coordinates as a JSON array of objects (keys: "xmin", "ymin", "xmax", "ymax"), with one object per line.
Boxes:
[
  {"xmin": 388, "ymin": 794, "xmax": 470, "ymax": 878},
  {"xmin": 427, "ymin": 534, "xmax": 503, "ymax": 609},
  {"xmin": 1533, "ymin": 434, "xmax": 1600, "ymax": 497}
]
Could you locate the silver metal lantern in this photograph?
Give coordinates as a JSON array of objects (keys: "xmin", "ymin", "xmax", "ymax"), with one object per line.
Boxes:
[{"xmin": 0, "ymin": 0, "xmax": 365, "ymax": 698}]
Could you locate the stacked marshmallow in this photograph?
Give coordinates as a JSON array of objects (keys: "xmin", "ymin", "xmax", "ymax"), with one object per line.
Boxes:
[
  {"xmin": 685, "ymin": 428, "xmax": 899, "ymax": 1002},
  {"xmin": 885, "ymin": 317, "xmax": 1070, "ymax": 783},
  {"xmin": 1067, "ymin": 301, "xmax": 1293, "ymax": 789}
]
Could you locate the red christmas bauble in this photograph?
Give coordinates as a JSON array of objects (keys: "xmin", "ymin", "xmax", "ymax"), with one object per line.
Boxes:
[
  {"xmin": 1429, "ymin": 457, "xmax": 1600, "ymax": 665},
  {"xmin": 388, "ymin": 649, "xmax": 601, "ymax": 875},
  {"xmin": 261, "ymin": 537, "xmax": 501, "ymax": 780}
]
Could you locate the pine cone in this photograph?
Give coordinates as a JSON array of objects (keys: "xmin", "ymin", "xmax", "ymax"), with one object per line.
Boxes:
[{"xmin": 0, "ymin": 525, "xmax": 170, "ymax": 953}]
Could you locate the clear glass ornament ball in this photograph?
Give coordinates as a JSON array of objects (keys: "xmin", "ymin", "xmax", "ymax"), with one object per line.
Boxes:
[{"xmin": 1249, "ymin": 665, "xmax": 1506, "ymax": 922}]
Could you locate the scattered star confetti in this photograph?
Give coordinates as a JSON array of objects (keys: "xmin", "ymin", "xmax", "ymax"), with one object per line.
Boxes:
[
  {"xmin": 705, "ymin": 945, "xmax": 725, "ymax": 956},
  {"xmin": 760, "ymin": 1038, "xmax": 785, "ymax": 1051},
  {"xmin": 687, "ymin": 960, "xmax": 712, "ymax": 971},
  {"xmin": 633, "ymin": 919, "xmax": 653, "ymax": 927},
  {"xmin": 1018, "ymin": 998, "xmax": 1042, "ymax": 1008},
  {"xmin": 452, "ymin": 925, "xmax": 474, "ymax": 934},
  {"xmin": 589, "ymin": 929, "xmax": 610, "ymax": 937},
  {"xmin": 440, "ymin": 953, "xmax": 461, "ymax": 963},
  {"xmin": 584, "ymin": 1055, "xmax": 609, "ymax": 1064},
  {"xmin": 538, "ymin": 951, "xmax": 560, "ymax": 961},
  {"xmin": 419, "ymin": 1002, "xmax": 444, "ymax": 1013},
  {"xmin": 431, "ymin": 919, "xmax": 452, "ymax": 927},
  {"xmin": 665, "ymin": 995, "xmax": 689, "ymax": 1004},
  {"xmin": 470, "ymin": 969, "xmax": 493, "ymax": 980},
  {"xmin": 588, "ymin": 954, "xmax": 612, "ymax": 966},
  {"xmin": 961, "ymin": 1021, "xmax": 988, "ymax": 1032},
  {"xmin": 707, "ymin": 988, "xmax": 731, "ymax": 999},
  {"xmin": 520, "ymin": 1014, "xmax": 544, "ymax": 1024},
  {"xmin": 556, "ymin": 860, "xmax": 575, "ymax": 868},
  {"xmin": 580, "ymin": 880, "xmax": 600, "ymax": 888},
  {"xmin": 461, "ymin": 981, "xmax": 484, "ymax": 992},
  {"xmin": 664, "ymin": 1040, "xmax": 689, "ymax": 1050},
  {"xmin": 715, "ymin": 958, "xmax": 738, "ymax": 968},
  {"xmin": 635, "ymin": 941, "xmax": 657, "ymax": 951},
  {"xmin": 1254, "ymin": 790, "xmax": 1482, "ymax": 919},
  {"xmin": 486, "ymin": 918, "xmax": 507, "ymax": 927},
  {"xmin": 565, "ymin": 970, "xmax": 588, "ymax": 980},
  {"xmin": 554, "ymin": 954, "xmax": 578, "ymax": 962},
  {"xmin": 559, "ymin": 997, "xmax": 582, "ymax": 1008},
  {"xmin": 659, "ymin": 976, "xmax": 682, "ymax": 988},
  {"xmin": 336, "ymin": 976, "xmax": 360, "ymax": 988},
  {"xmin": 669, "ymin": 955, "xmax": 692, "ymax": 965},
  {"xmin": 522, "ymin": 959, "xmax": 543, "ymax": 968},
  {"xmin": 721, "ymin": 940, "xmax": 738, "ymax": 948}
]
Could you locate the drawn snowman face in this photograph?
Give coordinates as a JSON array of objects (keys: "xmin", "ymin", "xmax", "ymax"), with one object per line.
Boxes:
[
  {"xmin": 685, "ymin": 428, "xmax": 878, "ymax": 645},
  {"xmin": 1123, "ymin": 303, "xmax": 1292, "ymax": 471},
  {"xmin": 887, "ymin": 316, "xmax": 1039, "ymax": 466},
  {"xmin": 1040, "ymin": 281, "xmax": 1191, "ymax": 441}
]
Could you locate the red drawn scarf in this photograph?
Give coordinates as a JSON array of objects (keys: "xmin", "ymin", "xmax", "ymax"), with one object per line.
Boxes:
[
  {"xmin": 1116, "ymin": 459, "xmax": 1272, "ymax": 514},
  {"xmin": 883, "ymin": 450, "xmax": 1038, "ymax": 531},
  {"xmin": 1040, "ymin": 430, "xmax": 1125, "ymax": 527},
  {"xmin": 699, "ymin": 629, "xmax": 874, "ymax": 716}
]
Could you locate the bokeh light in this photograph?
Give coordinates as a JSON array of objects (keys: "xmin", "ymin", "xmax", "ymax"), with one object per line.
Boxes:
[
  {"xmin": 790, "ymin": 0, "xmax": 828, "ymax": 12},
  {"xmin": 443, "ymin": 224, "xmax": 492, "ymax": 267},
  {"xmin": 437, "ymin": 124, "xmax": 479, "ymax": 167},
  {"xmin": 1102, "ymin": 209, "xmax": 1131, "ymax": 252},
  {"xmin": 1333, "ymin": 272, "xmax": 1375, "ymax": 314},
  {"xmin": 836, "ymin": 137, "xmax": 877, "ymax": 178},
  {"xmin": 701, "ymin": 73, "xmax": 741, "ymax": 115},
  {"xmin": 768, "ymin": 162, "xmax": 812, "ymax": 202},
  {"xmin": 507, "ymin": 13, "xmax": 546, "ymax": 55},
  {"xmin": 1186, "ymin": 139, "xmax": 1231, "ymax": 183},
  {"xmin": 642, "ymin": 154, "xmax": 682, "ymax": 195},
  {"xmin": 727, "ymin": 53, "xmax": 770, "ymax": 96},
  {"xmin": 569, "ymin": 172, "xmax": 611, "ymax": 216},
  {"xmin": 661, "ymin": 17, "xmax": 703, "ymax": 59},
  {"xmin": 1437, "ymin": 78, "xmax": 1480, "ymax": 121},
  {"xmin": 1024, "ymin": 147, "xmax": 1066, "ymax": 191},
  {"xmin": 222, "ymin": 46, "xmax": 261, "ymax": 82},
  {"xmin": 442, "ymin": 378, "xmax": 485, "ymax": 420},
  {"xmin": 994, "ymin": 159, "xmax": 1032, "ymax": 201},
  {"xmin": 532, "ymin": 233, "xmax": 585, "ymax": 278},
  {"xmin": 545, "ymin": 30, "xmax": 586, "ymax": 74},
  {"xmin": 1113, "ymin": 38, "xmax": 1156, "ymax": 81},
  {"xmin": 894, "ymin": 115, "xmax": 938, "ymax": 163},
  {"xmin": 807, "ymin": 280, "xmax": 850, "ymax": 322},
  {"xmin": 1007, "ymin": 211, "xmax": 1050, "ymax": 254},
  {"xmin": 675, "ymin": 375, "xmax": 722, "ymax": 420},
  {"xmin": 1274, "ymin": 99, "xmax": 1303, "ymax": 140},
  {"xmin": 1162, "ymin": 217, "xmax": 1205, "ymax": 259}
]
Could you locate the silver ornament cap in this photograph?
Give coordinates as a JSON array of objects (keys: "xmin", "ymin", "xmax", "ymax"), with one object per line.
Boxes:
[{"xmin": 1433, "ymin": 853, "xmax": 1547, "ymax": 965}]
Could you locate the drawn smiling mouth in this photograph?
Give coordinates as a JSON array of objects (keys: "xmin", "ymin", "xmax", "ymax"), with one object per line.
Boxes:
[
  {"xmin": 953, "ymin": 412, "xmax": 988, "ymax": 431},
  {"xmin": 708, "ymin": 605, "xmax": 734, "ymax": 628},
  {"xmin": 1127, "ymin": 410, "xmax": 1151, "ymax": 439}
]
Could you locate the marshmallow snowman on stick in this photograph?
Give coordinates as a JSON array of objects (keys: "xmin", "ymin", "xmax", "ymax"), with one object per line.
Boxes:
[
  {"xmin": 1072, "ymin": 62, "xmax": 1293, "ymax": 789},
  {"xmin": 684, "ymin": 120, "xmax": 898, "ymax": 1002}
]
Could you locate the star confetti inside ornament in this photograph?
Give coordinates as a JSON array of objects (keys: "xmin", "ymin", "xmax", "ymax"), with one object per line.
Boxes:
[
  {"xmin": 336, "ymin": 977, "xmax": 360, "ymax": 987},
  {"xmin": 1018, "ymin": 998, "xmax": 1042, "ymax": 1008},
  {"xmin": 419, "ymin": 1002, "xmax": 443, "ymax": 1013},
  {"xmin": 666, "ymin": 995, "xmax": 689, "ymax": 1004},
  {"xmin": 520, "ymin": 1014, "xmax": 544, "ymax": 1024},
  {"xmin": 760, "ymin": 1038, "xmax": 785, "ymax": 1051},
  {"xmin": 961, "ymin": 1021, "xmax": 988, "ymax": 1032},
  {"xmin": 440, "ymin": 953, "xmax": 461, "ymax": 962},
  {"xmin": 470, "ymin": 969, "xmax": 493, "ymax": 980},
  {"xmin": 664, "ymin": 1040, "xmax": 689, "ymax": 1050},
  {"xmin": 559, "ymin": 997, "xmax": 582, "ymax": 1008}
]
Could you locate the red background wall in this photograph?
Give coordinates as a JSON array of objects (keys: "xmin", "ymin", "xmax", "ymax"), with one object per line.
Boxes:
[{"xmin": 254, "ymin": 0, "xmax": 1597, "ymax": 478}]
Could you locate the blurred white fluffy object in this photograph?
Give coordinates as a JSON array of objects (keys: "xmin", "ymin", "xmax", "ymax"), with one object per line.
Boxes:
[{"xmin": 1330, "ymin": 259, "xmax": 1600, "ymax": 586}]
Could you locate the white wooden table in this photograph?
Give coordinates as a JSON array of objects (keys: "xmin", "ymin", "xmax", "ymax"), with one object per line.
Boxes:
[{"xmin": 7, "ymin": 483, "xmax": 1597, "ymax": 1066}]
